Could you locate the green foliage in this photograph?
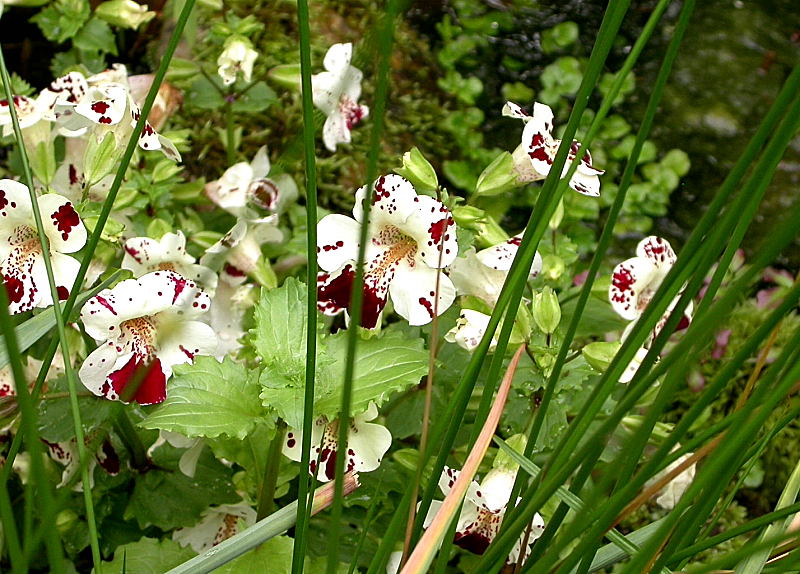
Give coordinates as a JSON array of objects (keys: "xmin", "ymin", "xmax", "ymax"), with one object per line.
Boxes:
[{"xmin": 102, "ymin": 537, "xmax": 196, "ymax": 573}]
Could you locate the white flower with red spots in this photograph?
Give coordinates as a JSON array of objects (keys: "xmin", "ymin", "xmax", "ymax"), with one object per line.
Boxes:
[
  {"xmin": 609, "ymin": 236, "xmax": 692, "ymax": 341},
  {"xmin": 445, "ymin": 309, "xmax": 497, "ymax": 353},
  {"xmin": 51, "ymin": 67, "xmax": 180, "ymax": 161},
  {"xmin": 78, "ymin": 270, "xmax": 217, "ymax": 405},
  {"xmin": 317, "ymin": 174, "xmax": 457, "ymax": 329},
  {"xmin": 122, "ymin": 231, "xmax": 218, "ymax": 295},
  {"xmin": 425, "ymin": 467, "xmax": 545, "ymax": 564},
  {"xmin": 217, "ymin": 36, "xmax": 258, "ymax": 86},
  {"xmin": 282, "ymin": 402, "xmax": 392, "ymax": 483},
  {"xmin": 448, "ymin": 235, "xmax": 542, "ymax": 307},
  {"xmin": 205, "ymin": 145, "xmax": 298, "ymax": 219},
  {"xmin": 0, "ymin": 180, "xmax": 87, "ymax": 314},
  {"xmin": 502, "ymin": 101, "xmax": 604, "ymax": 197},
  {"xmin": 173, "ymin": 501, "xmax": 256, "ymax": 553},
  {"xmin": 312, "ymin": 43, "xmax": 369, "ymax": 152},
  {"xmin": 0, "ymin": 95, "xmax": 46, "ymax": 135}
]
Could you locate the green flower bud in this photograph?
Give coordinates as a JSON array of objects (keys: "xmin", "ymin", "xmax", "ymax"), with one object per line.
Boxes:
[
  {"xmin": 268, "ymin": 64, "xmax": 301, "ymax": 90},
  {"xmin": 531, "ymin": 286, "xmax": 561, "ymax": 334},
  {"xmin": 473, "ymin": 215, "xmax": 508, "ymax": 248},
  {"xmin": 392, "ymin": 448, "xmax": 420, "ymax": 474},
  {"xmin": 582, "ymin": 341, "xmax": 621, "ymax": 372},
  {"xmin": 56, "ymin": 509, "xmax": 78, "ymax": 534},
  {"xmin": 548, "ymin": 198, "xmax": 564, "ymax": 230},
  {"xmin": 542, "ymin": 254, "xmax": 565, "ymax": 280},
  {"xmin": 395, "ymin": 147, "xmax": 438, "ymax": 194},
  {"xmin": 494, "ymin": 433, "xmax": 528, "ymax": 471},
  {"xmin": 475, "ymin": 151, "xmax": 517, "ymax": 196},
  {"xmin": 452, "ymin": 206, "xmax": 486, "ymax": 232},
  {"xmin": 95, "ymin": 0, "xmax": 156, "ymax": 30}
]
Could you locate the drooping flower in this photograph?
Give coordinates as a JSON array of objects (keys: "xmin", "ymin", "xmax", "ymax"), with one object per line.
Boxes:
[
  {"xmin": 502, "ymin": 101, "xmax": 604, "ymax": 197},
  {"xmin": 78, "ymin": 270, "xmax": 217, "ymax": 405},
  {"xmin": 122, "ymin": 231, "xmax": 218, "ymax": 295},
  {"xmin": 448, "ymin": 235, "xmax": 542, "ymax": 307},
  {"xmin": 282, "ymin": 401, "xmax": 392, "ymax": 483},
  {"xmin": 425, "ymin": 466, "xmax": 545, "ymax": 564},
  {"xmin": 312, "ymin": 43, "xmax": 369, "ymax": 152},
  {"xmin": 609, "ymin": 236, "xmax": 692, "ymax": 341},
  {"xmin": 445, "ymin": 309, "xmax": 497, "ymax": 353},
  {"xmin": 205, "ymin": 145, "xmax": 298, "ymax": 219},
  {"xmin": 218, "ymin": 36, "xmax": 258, "ymax": 86},
  {"xmin": 44, "ymin": 437, "xmax": 120, "ymax": 490},
  {"xmin": 0, "ymin": 180, "xmax": 87, "ymax": 314},
  {"xmin": 645, "ymin": 448, "xmax": 696, "ymax": 510},
  {"xmin": 0, "ymin": 95, "xmax": 46, "ymax": 135},
  {"xmin": 173, "ymin": 501, "xmax": 257, "ymax": 553},
  {"xmin": 316, "ymin": 174, "xmax": 457, "ymax": 329}
]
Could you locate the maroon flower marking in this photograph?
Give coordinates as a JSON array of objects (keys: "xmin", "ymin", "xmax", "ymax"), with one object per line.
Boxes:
[
  {"xmin": 107, "ymin": 354, "xmax": 167, "ymax": 405},
  {"xmin": 51, "ymin": 202, "xmax": 80, "ymax": 241}
]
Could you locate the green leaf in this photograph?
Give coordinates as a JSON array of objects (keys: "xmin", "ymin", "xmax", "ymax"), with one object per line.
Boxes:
[
  {"xmin": 211, "ymin": 535, "xmax": 294, "ymax": 574},
  {"xmin": 31, "ymin": 0, "xmax": 91, "ymax": 43},
  {"xmin": 101, "ymin": 537, "xmax": 195, "ymax": 574},
  {"xmin": 84, "ymin": 131, "xmax": 119, "ymax": 188},
  {"xmin": 139, "ymin": 356, "xmax": 268, "ymax": 440},
  {"xmin": 186, "ymin": 75, "xmax": 225, "ymax": 110},
  {"xmin": 316, "ymin": 330, "xmax": 429, "ymax": 418},
  {"xmin": 126, "ymin": 448, "xmax": 238, "ymax": 530},
  {"xmin": 73, "ymin": 17, "xmax": 117, "ymax": 55},
  {"xmin": 38, "ymin": 377, "xmax": 115, "ymax": 442},
  {"xmin": 231, "ymin": 81, "xmax": 278, "ymax": 113}
]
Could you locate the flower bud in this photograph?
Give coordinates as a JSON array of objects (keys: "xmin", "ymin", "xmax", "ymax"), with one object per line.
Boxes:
[
  {"xmin": 395, "ymin": 147, "xmax": 438, "ymax": 194},
  {"xmin": 582, "ymin": 341, "xmax": 621, "ymax": 372},
  {"xmin": 473, "ymin": 215, "xmax": 508, "ymax": 248},
  {"xmin": 451, "ymin": 205, "xmax": 486, "ymax": 231},
  {"xmin": 56, "ymin": 509, "xmax": 79, "ymax": 535},
  {"xmin": 543, "ymin": 254, "xmax": 565, "ymax": 280},
  {"xmin": 531, "ymin": 286, "xmax": 561, "ymax": 334},
  {"xmin": 494, "ymin": 433, "xmax": 527, "ymax": 471},
  {"xmin": 218, "ymin": 36, "xmax": 258, "ymax": 86},
  {"xmin": 549, "ymin": 198, "xmax": 564, "ymax": 230},
  {"xmin": 445, "ymin": 309, "xmax": 496, "ymax": 353},
  {"xmin": 475, "ymin": 151, "xmax": 517, "ymax": 196},
  {"xmin": 268, "ymin": 64, "xmax": 301, "ymax": 90},
  {"xmin": 95, "ymin": 0, "xmax": 156, "ymax": 30}
]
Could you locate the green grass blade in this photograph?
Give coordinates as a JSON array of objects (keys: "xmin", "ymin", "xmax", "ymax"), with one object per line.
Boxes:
[{"xmin": 291, "ymin": 0, "xmax": 319, "ymax": 571}]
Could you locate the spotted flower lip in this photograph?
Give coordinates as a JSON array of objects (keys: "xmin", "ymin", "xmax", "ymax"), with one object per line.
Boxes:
[
  {"xmin": 448, "ymin": 235, "xmax": 542, "ymax": 307},
  {"xmin": 78, "ymin": 270, "xmax": 218, "ymax": 405},
  {"xmin": 0, "ymin": 180, "xmax": 87, "ymax": 314},
  {"xmin": 122, "ymin": 231, "xmax": 218, "ymax": 295},
  {"xmin": 445, "ymin": 309, "xmax": 497, "ymax": 353},
  {"xmin": 425, "ymin": 466, "xmax": 545, "ymax": 564},
  {"xmin": 503, "ymin": 101, "xmax": 604, "ymax": 197},
  {"xmin": 609, "ymin": 236, "xmax": 693, "ymax": 340},
  {"xmin": 0, "ymin": 95, "xmax": 45, "ymax": 135},
  {"xmin": 312, "ymin": 43, "xmax": 370, "ymax": 152},
  {"xmin": 316, "ymin": 174, "xmax": 458, "ymax": 329},
  {"xmin": 282, "ymin": 401, "xmax": 392, "ymax": 483},
  {"xmin": 173, "ymin": 501, "xmax": 257, "ymax": 553}
]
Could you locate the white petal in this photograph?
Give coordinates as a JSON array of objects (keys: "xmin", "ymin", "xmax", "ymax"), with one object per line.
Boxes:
[
  {"xmin": 317, "ymin": 214, "xmax": 361, "ymax": 272},
  {"xmin": 609, "ymin": 256, "xmax": 659, "ymax": 321},
  {"xmin": 282, "ymin": 417, "xmax": 326, "ymax": 463},
  {"xmin": 363, "ymin": 174, "xmax": 419, "ymax": 227},
  {"xmin": 0, "ymin": 179, "xmax": 34, "ymax": 224},
  {"xmin": 324, "ymin": 43, "xmax": 353, "ymax": 73},
  {"xmin": 501, "ymin": 101, "xmax": 530, "ymax": 121},
  {"xmin": 249, "ymin": 145, "xmax": 271, "ymax": 179},
  {"xmin": 389, "ymin": 265, "xmax": 455, "ymax": 326},
  {"xmin": 157, "ymin": 320, "xmax": 218, "ymax": 369},
  {"xmin": 402, "ymin": 195, "xmax": 458, "ymax": 268},
  {"xmin": 75, "ymin": 84, "xmax": 128, "ymax": 126},
  {"xmin": 322, "ymin": 112, "xmax": 349, "ymax": 152},
  {"xmin": 38, "ymin": 194, "xmax": 86, "ymax": 253},
  {"xmin": 477, "ymin": 468, "xmax": 515, "ymax": 512},
  {"xmin": 636, "ymin": 236, "xmax": 677, "ymax": 268},
  {"xmin": 346, "ymin": 417, "xmax": 392, "ymax": 474}
]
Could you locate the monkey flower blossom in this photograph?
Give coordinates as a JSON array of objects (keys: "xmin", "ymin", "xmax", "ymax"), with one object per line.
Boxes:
[
  {"xmin": 448, "ymin": 235, "xmax": 542, "ymax": 307},
  {"xmin": 317, "ymin": 174, "xmax": 457, "ymax": 329},
  {"xmin": 445, "ymin": 309, "xmax": 497, "ymax": 353},
  {"xmin": 312, "ymin": 43, "xmax": 369, "ymax": 152},
  {"xmin": 425, "ymin": 466, "xmax": 545, "ymax": 564},
  {"xmin": 0, "ymin": 180, "xmax": 87, "ymax": 314},
  {"xmin": 78, "ymin": 270, "xmax": 217, "ymax": 405},
  {"xmin": 609, "ymin": 236, "xmax": 692, "ymax": 341},
  {"xmin": 503, "ymin": 101, "xmax": 603, "ymax": 197},
  {"xmin": 283, "ymin": 402, "xmax": 391, "ymax": 482},
  {"xmin": 122, "ymin": 231, "xmax": 218, "ymax": 295},
  {"xmin": 217, "ymin": 36, "xmax": 258, "ymax": 86},
  {"xmin": 173, "ymin": 501, "xmax": 257, "ymax": 553}
]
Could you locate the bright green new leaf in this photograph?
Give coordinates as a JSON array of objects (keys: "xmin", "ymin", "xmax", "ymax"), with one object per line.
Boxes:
[
  {"xmin": 101, "ymin": 537, "xmax": 196, "ymax": 574},
  {"xmin": 83, "ymin": 131, "xmax": 118, "ymax": 189},
  {"xmin": 139, "ymin": 356, "xmax": 269, "ymax": 440},
  {"xmin": 211, "ymin": 535, "xmax": 293, "ymax": 574}
]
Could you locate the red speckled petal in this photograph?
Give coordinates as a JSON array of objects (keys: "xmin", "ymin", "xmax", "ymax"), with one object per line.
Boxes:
[
  {"xmin": 75, "ymin": 84, "xmax": 127, "ymax": 126},
  {"xmin": 636, "ymin": 236, "xmax": 677, "ymax": 268},
  {"xmin": 609, "ymin": 256, "xmax": 659, "ymax": 321},
  {"xmin": 402, "ymin": 195, "xmax": 458, "ymax": 268},
  {"xmin": 38, "ymin": 193, "xmax": 87, "ymax": 253},
  {"xmin": 0, "ymin": 179, "xmax": 33, "ymax": 224},
  {"xmin": 316, "ymin": 214, "xmax": 360, "ymax": 272},
  {"xmin": 389, "ymin": 265, "xmax": 455, "ymax": 326}
]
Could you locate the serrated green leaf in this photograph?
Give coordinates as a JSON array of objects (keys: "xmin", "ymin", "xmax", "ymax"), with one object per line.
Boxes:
[
  {"xmin": 38, "ymin": 377, "xmax": 115, "ymax": 442},
  {"xmin": 73, "ymin": 17, "xmax": 117, "ymax": 55},
  {"xmin": 231, "ymin": 81, "xmax": 277, "ymax": 113},
  {"xmin": 139, "ymin": 356, "xmax": 267, "ymax": 439},
  {"xmin": 101, "ymin": 537, "xmax": 195, "ymax": 574},
  {"xmin": 32, "ymin": 0, "xmax": 90, "ymax": 43},
  {"xmin": 316, "ymin": 331, "xmax": 429, "ymax": 418}
]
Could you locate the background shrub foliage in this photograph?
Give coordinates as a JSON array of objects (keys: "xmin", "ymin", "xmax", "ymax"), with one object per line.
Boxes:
[{"xmin": 0, "ymin": 0, "xmax": 798, "ymax": 572}]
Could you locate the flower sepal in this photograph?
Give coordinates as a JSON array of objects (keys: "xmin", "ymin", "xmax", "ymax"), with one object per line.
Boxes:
[
  {"xmin": 531, "ymin": 286, "xmax": 561, "ymax": 335},
  {"xmin": 582, "ymin": 341, "xmax": 621, "ymax": 373},
  {"xmin": 475, "ymin": 151, "xmax": 517, "ymax": 196},
  {"xmin": 268, "ymin": 64, "xmax": 301, "ymax": 90},
  {"xmin": 493, "ymin": 434, "xmax": 527, "ymax": 472},
  {"xmin": 395, "ymin": 147, "xmax": 439, "ymax": 195}
]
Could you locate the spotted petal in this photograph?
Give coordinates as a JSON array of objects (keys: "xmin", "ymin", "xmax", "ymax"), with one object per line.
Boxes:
[
  {"xmin": 475, "ymin": 235, "xmax": 542, "ymax": 277},
  {"xmin": 0, "ymin": 96, "xmax": 42, "ymax": 133},
  {"xmin": 38, "ymin": 194, "xmax": 86, "ymax": 253},
  {"xmin": 75, "ymin": 84, "xmax": 128, "ymax": 126},
  {"xmin": 636, "ymin": 236, "xmax": 677, "ymax": 269},
  {"xmin": 402, "ymin": 195, "xmax": 457, "ymax": 268},
  {"xmin": 609, "ymin": 256, "xmax": 659, "ymax": 321},
  {"xmin": 317, "ymin": 214, "xmax": 361, "ymax": 272},
  {"xmin": 390, "ymin": 264, "xmax": 455, "ymax": 326},
  {"xmin": 360, "ymin": 174, "xmax": 419, "ymax": 226},
  {"xmin": 37, "ymin": 72, "xmax": 89, "ymax": 121},
  {"xmin": 157, "ymin": 320, "xmax": 218, "ymax": 368},
  {"xmin": 323, "ymin": 42, "xmax": 353, "ymax": 74},
  {"xmin": 0, "ymin": 179, "xmax": 34, "ymax": 225}
]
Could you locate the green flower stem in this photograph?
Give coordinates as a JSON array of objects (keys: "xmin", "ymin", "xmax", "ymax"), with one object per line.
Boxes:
[
  {"xmin": 291, "ymin": 0, "xmax": 319, "ymax": 571},
  {"xmin": 257, "ymin": 423, "xmax": 286, "ymax": 520},
  {"xmin": 113, "ymin": 404, "xmax": 148, "ymax": 471},
  {"xmin": 225, "ymin": 97, "xmax": 236, "ymax": 165}
]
